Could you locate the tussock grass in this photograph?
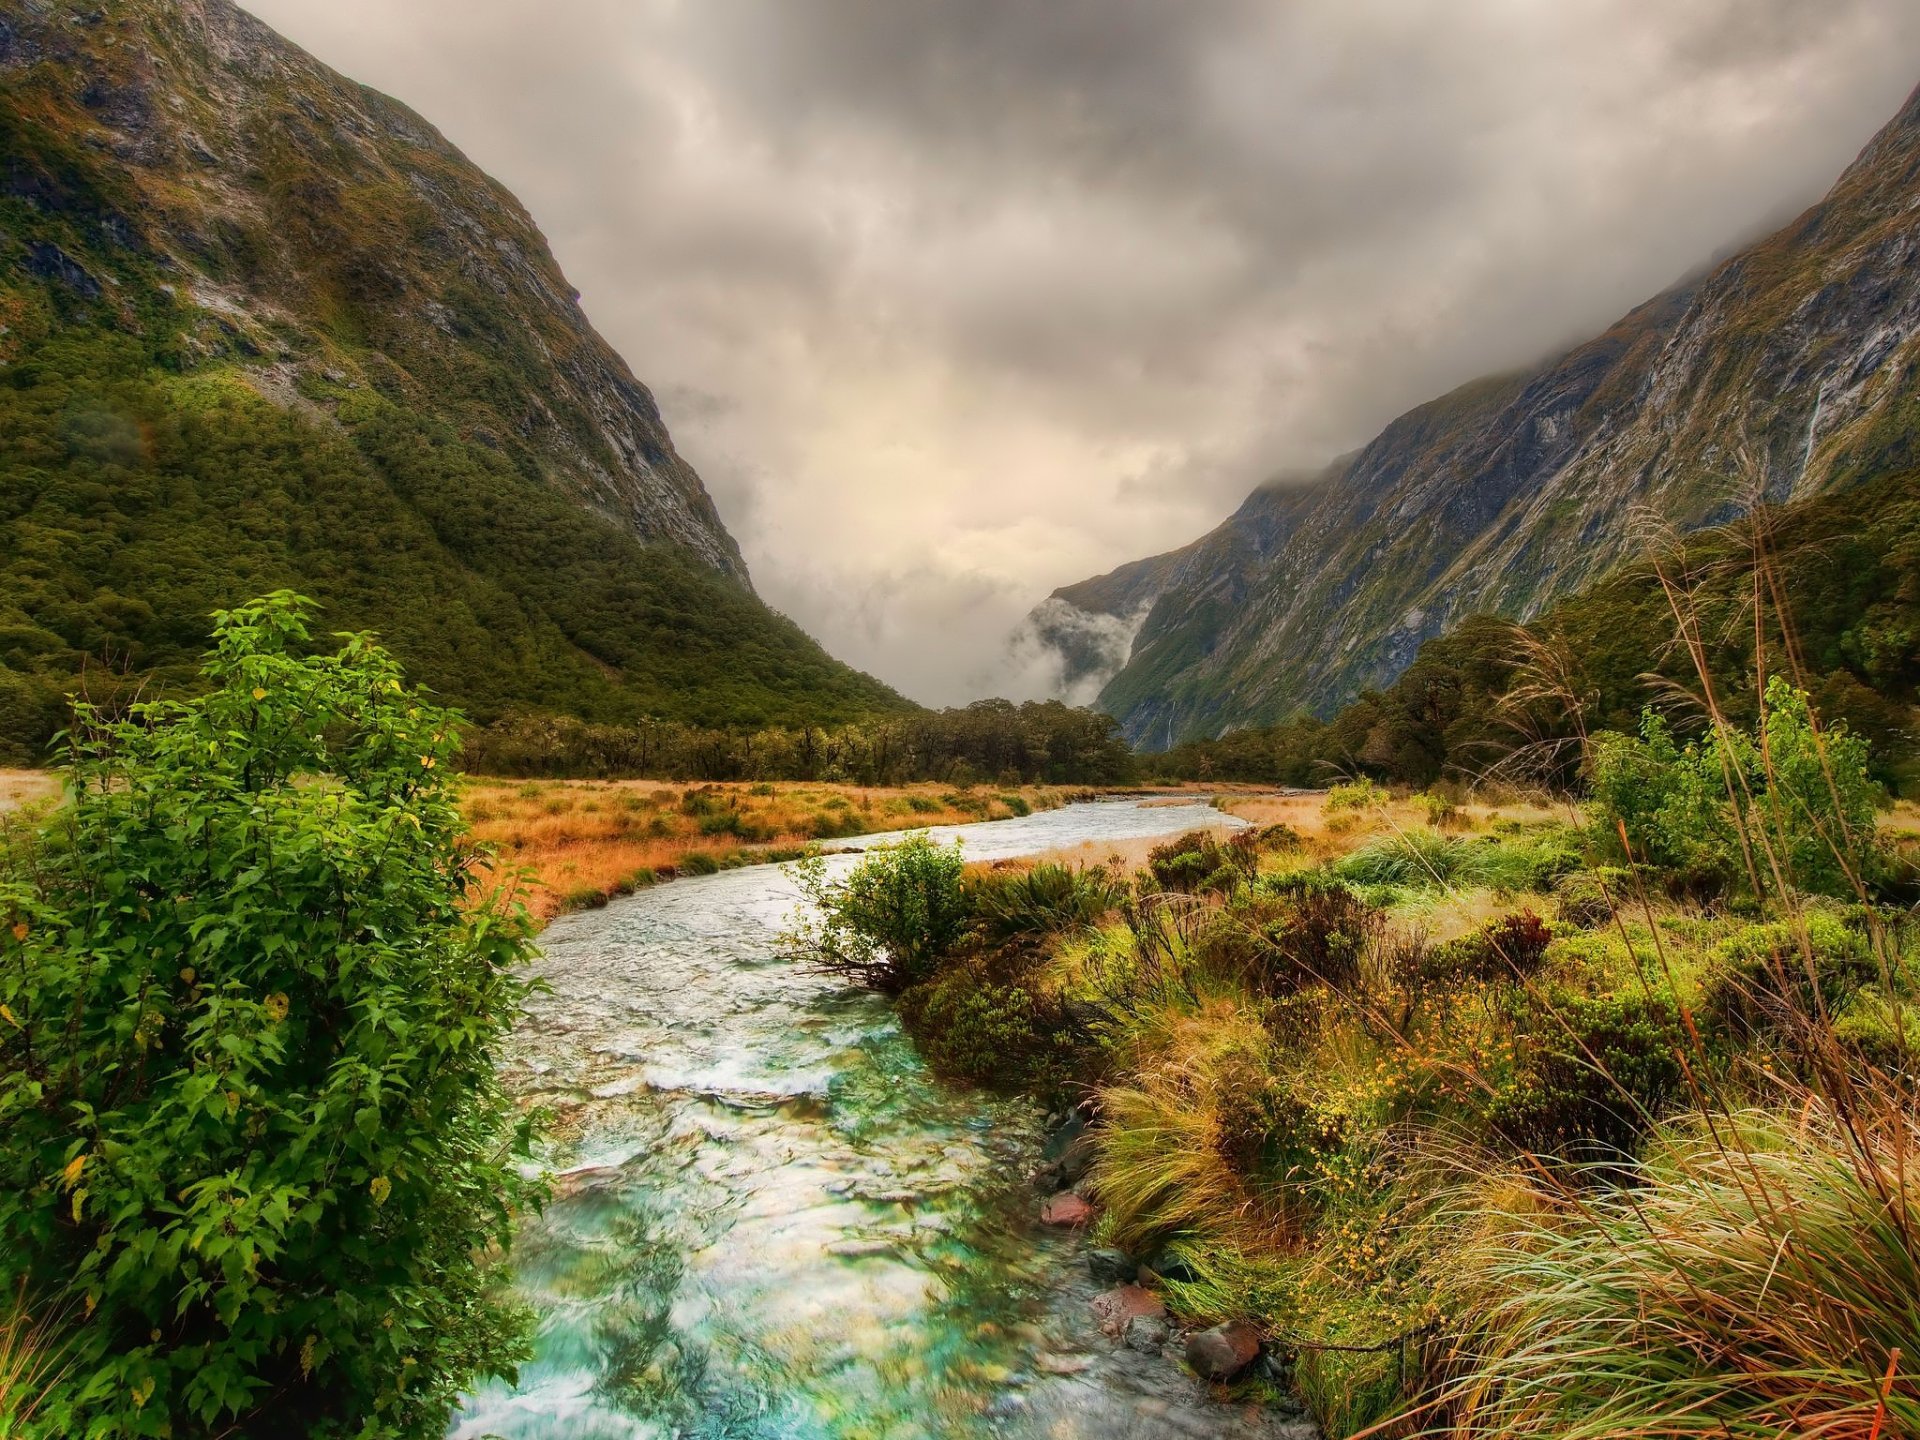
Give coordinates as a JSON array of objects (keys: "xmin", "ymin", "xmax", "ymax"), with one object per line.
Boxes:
[
  {"xmin": 1432, "ymin": 1106, "xmax": 1920, "ymax": 1438},
  {"xmin": 0, "ymin": 1287, "xmax": 65, "ymax": 1436}
]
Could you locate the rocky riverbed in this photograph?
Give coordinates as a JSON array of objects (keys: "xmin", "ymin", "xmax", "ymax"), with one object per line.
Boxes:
[{"xmin": 454, "ymin": 798, "xmax": 1315, "ymax": 1440}]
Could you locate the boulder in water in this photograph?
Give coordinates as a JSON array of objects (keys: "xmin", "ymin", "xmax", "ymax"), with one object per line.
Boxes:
[
  {"xmin": 1090, "ymin": 1283, "xmax": 1165, "ymax": 1338},
  {"xmin": 1124, "ymin": 1312, "xmax": 1172, "ymax": 1353},
  {"xmin": 1087, "ymin": 1247, "xmax": 1135, "ymax": 1285},
  {"xmin": 1039, "ymin": 1192, "xmax": 1094, "ymax": 1227},
  {"xmin": 1185, "ymin": 1319, "xmax": 1262, "ymax": 1381}
]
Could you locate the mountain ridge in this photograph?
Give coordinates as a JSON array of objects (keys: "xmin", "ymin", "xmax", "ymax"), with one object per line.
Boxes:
[
  {"xmin": 0, "ymin": 0, "xmax": 909, "ymax": 760},
  {"xmin": 1033, "ymin": 78, "xmax": 1920, "ymax": 748}
]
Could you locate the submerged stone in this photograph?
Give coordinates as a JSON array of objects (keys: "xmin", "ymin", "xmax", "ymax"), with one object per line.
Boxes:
[
  {"xmin": 1185, "ymin": 1319, "xmax": 1262, "ymax": 1381},
  {"xmin": 1090, "ymin": 1283, "xmax": 1165, "ymax": 1338},
  {"xmin": 1039, "ymin": 1192, "xmax": 1094, "ymax": 1226}
]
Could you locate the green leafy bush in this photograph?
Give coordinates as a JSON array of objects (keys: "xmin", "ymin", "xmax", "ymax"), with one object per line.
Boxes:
[
  {"xmin": 1209, "ymin": 875, "xmax": 1383, "ymax": 996},
  {"xmin": 1590, "ymin": 681, "xmax": 1885, "ymax": 899},
  {"xmin": 1325, "ymin": 778, "xmax": 1389, "ymax": 813},
  {"xmin": 897, "ymin": 967, "xmax": 1074, "ymax": 1091},
  {"xmin": 1696, "ymin": 913, "xmax": 1881, "ymax": 1045},
  {"xmin": 1145, "ymin": 830, "xmax": 1255, "ymax": 895},
  {"xmin": 1407, "ymin": 911, "xmax": 1554, "ymax": 988},
  {"xmin": 1491, "ymin": 990, "xmax": 1685, "ymax": 1158},
  {"xmin": 0, "ymin": 595, "xmax": 540, "ymax": 1439},
  {"xmin": 786, "ymin": 834, "xmax": 971, "ymax": 993}
]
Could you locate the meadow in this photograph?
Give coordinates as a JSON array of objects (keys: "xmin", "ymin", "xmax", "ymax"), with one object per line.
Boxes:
[{"xmin": 462, "ymin": 776, "xmax": 1081, "ymax": 921}]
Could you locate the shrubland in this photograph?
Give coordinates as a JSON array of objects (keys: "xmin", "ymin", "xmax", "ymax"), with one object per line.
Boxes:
[{"xmin": 794, "ymin": 662, "xmax": 1920, "ymax": 1434}]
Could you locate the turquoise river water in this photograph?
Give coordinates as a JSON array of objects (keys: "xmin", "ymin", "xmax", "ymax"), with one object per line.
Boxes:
[{"xmin": 452, "ymin": 798, "xmax": 1306, "ymax": 1440}]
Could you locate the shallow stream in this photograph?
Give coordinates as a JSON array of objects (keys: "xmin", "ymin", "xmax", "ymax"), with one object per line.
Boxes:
[{"xmin": 453, "ymin": 799, "xmax": 1306, "ymax": 1440}]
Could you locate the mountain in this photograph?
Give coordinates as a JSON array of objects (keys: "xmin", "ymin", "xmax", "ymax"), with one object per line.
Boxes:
[
  {"xmin": 0, "ymin": 0, "xmax": 906, "ymax": 763},
  {"xmin": 1035, "ymin": 80, "xmax": 1920, "ymax": 749}
]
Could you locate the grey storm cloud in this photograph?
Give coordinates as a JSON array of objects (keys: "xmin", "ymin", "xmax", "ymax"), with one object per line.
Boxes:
[{"xmin": 243, "ymin": 0, "xmax": 1920, "ymax": 703}]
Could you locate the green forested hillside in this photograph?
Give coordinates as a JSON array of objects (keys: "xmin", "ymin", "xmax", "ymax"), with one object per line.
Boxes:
[
  {"xmin": 0, "ymin": 0, "xmax": 908, "ymax": 763},
  {"xmin": 1154, "ymin": 464, "xmax": 1920, "ymax": 793}
]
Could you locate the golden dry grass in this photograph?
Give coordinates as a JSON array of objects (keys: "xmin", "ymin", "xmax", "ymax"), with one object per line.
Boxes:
[
  {"xmin": 462, "ymin": 777, "xmax": 1070, "ymax": 922},
  {"xmin": 0, "ymin": 770, "xmax": 57, "ymax": 814}
]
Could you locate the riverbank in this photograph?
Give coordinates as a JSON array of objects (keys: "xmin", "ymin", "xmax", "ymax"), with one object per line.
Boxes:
[
  {"xmin": 460, "ymin": 794, "xmax": 1297, "ymax": 1439},
  {"xmin": 463, "ymin": 776, "xmax": 1100, "ymax": 921},
  {"xmin": 806, "ymin": 772, "xmax": 1920, "ymax": 1435}
]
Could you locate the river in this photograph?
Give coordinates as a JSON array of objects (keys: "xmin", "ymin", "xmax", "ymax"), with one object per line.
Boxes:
[{"xmin": 453, "ymin": 797, "xmax": 1310, "ymax": 1440}]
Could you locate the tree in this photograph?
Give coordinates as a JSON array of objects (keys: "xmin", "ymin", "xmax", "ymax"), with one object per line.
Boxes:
[{"xmin": 0, "ymin": 594, "xmax": 541, "ymax": 1438}]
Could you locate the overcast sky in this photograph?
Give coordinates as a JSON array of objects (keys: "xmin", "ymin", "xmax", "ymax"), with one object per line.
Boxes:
[{"xmin": 241, "ymin": 0, "xmax": 1920, "ymax": 705}]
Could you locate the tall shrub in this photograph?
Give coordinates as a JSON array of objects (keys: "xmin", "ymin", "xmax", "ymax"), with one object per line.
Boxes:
[
  {"xmin": 1589, "ymin": 680, "xmax": 1883, "ymax": 898},
  {"xmin": 0, "ymin": 594, "xmax": 541, "ymax": 1438},
  {"xmin": 786, "ymin": 834, "xmax": 971, "ymax": 993}
]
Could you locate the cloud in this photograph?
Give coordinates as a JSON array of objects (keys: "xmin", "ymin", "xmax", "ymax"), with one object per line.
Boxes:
[{"xmin": 241, "ymin": 0, "xmax": 1920, "ymax": 703}]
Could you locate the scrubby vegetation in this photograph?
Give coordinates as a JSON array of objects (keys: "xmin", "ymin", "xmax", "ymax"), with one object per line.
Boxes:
[
  {"xmin": 1153, "ymin": 468, "xmax": 1920, "ymax": 797},
  {"xmin": 0, "ymin": 596, "xmax": 541, "ymax": 1438},
  {"xmin": 793, "ymin": 663, "xmax": 1920, "ymax": 1434}
]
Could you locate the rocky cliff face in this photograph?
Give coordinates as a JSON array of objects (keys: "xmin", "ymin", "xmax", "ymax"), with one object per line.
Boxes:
[
  {"xmin": 1040, "ymin": 80, "xmax": 1920, "ymax": 749},
  {"xmin": 1, "ymin": 0, "xmax": 746, "ymax": 580}
]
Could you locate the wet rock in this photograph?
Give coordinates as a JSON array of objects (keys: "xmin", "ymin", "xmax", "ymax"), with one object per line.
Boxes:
[
  {"xmin": 1058, "ymin": 1135, "xmax": 1096, "ymax": 1187},
  {"xmin": 1087, "ymin": 1247, "xmax": 1135, "ymax": 1285},
  {"xmin": 1039, "ymin": 1192, "xmax": 1094, "ymax": 1227},
  {"xmin": 1090, "ymin": 1283, "xmax": 1165, "ymax": 1338},
  {"xmin": 1124, "ymin": 1312, "xmax": 1172, "ymax": 1353},
  {"xmin": 1034, "ymin": 1352, "xmax": 1093, "ymax": 1376},
  {"xmin": 1185, "ymin": 1319, "xmax": 1262, "ymax": 1381},
  {"xmin": 1143, "ymin": 1242, "xmax": 1202, "ymax": 1283},
  {"xmin": 824, "ymin": 1238, "xmax": 896, "ymax": 1259}
]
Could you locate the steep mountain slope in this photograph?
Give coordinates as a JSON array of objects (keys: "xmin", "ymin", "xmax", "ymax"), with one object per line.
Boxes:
[
  {"xmin": 0, "ymin": 0, "xmax": 906, "ymax": 762},
  {"xmin": 1041, "ymin": 80, "xmax": 1920, "ymax": 749}
]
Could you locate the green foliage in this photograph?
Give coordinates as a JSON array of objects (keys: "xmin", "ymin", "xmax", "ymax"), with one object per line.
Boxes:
[
  {"xmin": 1203, "ymin": 877, "xmax": 1383, "ymax": 997},
  {"xmin": 897, "ymin": 966, "xmax": 1074, "ymax": 1092},
  {"xmin": 1334, "ymin": 827, "xmax": 1581, "ymax": 893},
  {"xmin": 1145, "ymin": 830, "xmax": 1258, "ymax": 895},
  {"xmin": 1591, "ymin": 681, "xmax": 1886, "ymax": 899},
  {"xmin": 1407, "ymin": 912, "xmax": 1555, "ymax": 988},
  {"xmin": 0, "ymin": 595, "xmax": 541, "ymax": 1439},
  {"xmin": 968, "ymin": 863, "xmax": 1122, "ymax": 942},
  {"xmin": 1695, "ymin": 913, "xmax": 1881, "ymax": 1045},
  {"xmin": 1324, "ymin": 778, "xmax": 1389, "ymax": 813},
  {"xmin": 1491, "ymin": 990, "xmax": 1686, "ymax": 1158},
  {"xmin": 786, "ymin": 835, "xmax": 972, "ymax": 994},
  {"xmin": 459, "ymin": 699, "xmax": 1136, "ymax": 786}
]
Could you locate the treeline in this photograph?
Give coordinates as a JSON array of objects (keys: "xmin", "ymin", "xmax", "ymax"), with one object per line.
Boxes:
[
  {"xmin": 1151, "ymin": 465, "xmax": 1920, "ymax": 795},
  {"xmin": 460, "ymin": 697, "xmax": 1139, "ymax": 786}
]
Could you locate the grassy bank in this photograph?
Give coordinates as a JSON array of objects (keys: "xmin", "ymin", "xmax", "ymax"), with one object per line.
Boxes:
[
  {"xmin": 795, "ymin": 736, "xmax": 1920, "ymax": 1434},
  {"xmin": 0, "ymin": 771, "xmax": 56, "ymax": 815},
  {"xmin": 464, "ymin": 777, "xmax": 1084, "ymax": 921}
]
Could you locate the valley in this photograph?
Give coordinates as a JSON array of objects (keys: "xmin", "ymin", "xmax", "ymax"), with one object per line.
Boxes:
[{"xmin": 2, "ymin": 4, "xmax": 1919, "ymax": 1440}]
